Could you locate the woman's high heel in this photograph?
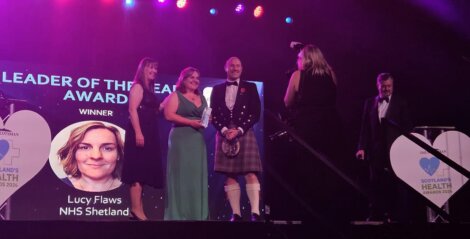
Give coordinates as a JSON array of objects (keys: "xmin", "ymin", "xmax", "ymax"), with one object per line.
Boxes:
[{"xmin": 129, "ymin": 211, "xmax": 149, "ymax": 221}]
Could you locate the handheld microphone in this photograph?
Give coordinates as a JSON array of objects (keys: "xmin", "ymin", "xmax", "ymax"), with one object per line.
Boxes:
[{"xmin": 290, "ymin": 41, "xmax": 304, "ymax": 51}]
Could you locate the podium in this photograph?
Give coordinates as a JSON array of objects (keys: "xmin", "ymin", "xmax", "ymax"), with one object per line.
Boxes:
[
  {"xmin": 0, "ymin": 97, "xmax": 28, "ymax": 220},
  {"xmin": 413, "ymin": 126, "xmax": 455, "ymax": 223},
  {"xmin": 0, "ymin": 99, "xmax": 17, "ymax": 220}
]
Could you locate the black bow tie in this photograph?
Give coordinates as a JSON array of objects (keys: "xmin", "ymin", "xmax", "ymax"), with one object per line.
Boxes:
[
  {"xmin": 226, "ymin": 81, "xmax": 238, "ymax": 87},
  {"xmin": 379, "ymin": 97, "xmax": 389, "ymax": 103}
]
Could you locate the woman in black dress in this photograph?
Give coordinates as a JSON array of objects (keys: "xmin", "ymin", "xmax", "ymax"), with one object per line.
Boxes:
[
  {"xmin": 283, "ymin": 44, "xmax": 346, "ymax": 222},
  {"xmin": 121, "ymin": 57, "xmax": 164, "ymax": 221},
  {"xmin": 284, "ymin": 44, "xmax": 338, "ymax": 153}
]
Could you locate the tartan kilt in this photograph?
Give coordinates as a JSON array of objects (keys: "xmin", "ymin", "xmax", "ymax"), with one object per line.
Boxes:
[{"xmin": 214, "ymin": 129, "xmax": 262, "ymax": 174}]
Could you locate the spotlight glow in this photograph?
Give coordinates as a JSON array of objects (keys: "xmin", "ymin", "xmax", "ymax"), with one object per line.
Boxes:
[
  {"xmin": 235, "ymin": 4, "xmax": 245, "ymax": 14},
  {"xmin": 125, "ymin": 0, "xmax": 135, "ymax": 7},
  {"xmin": 253, "ymin": 6, "xmax": 264, "ymax": 18},
  {"xmin": 155, "ymin": 0, "xmax": 168, "ymax": 7},
  {"xmin": 176, "ymin": 0, "xmax": 187, "ymax": 8},
  {"xmin": 285, "ymin": 17, "xmax": 293, "ymax": 24},
  {"xmin": 210, "ymin": 8, "xmax": 218, "ymax": 15}
]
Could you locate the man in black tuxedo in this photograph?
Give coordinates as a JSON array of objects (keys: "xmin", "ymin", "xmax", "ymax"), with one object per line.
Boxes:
[
  {"xmin": 356, "ymin": 73, "xmax": 413, "ymax": 222},
  {"xmin": 210, "ymin": 57, "xmax": 262, "ymax": 222}
]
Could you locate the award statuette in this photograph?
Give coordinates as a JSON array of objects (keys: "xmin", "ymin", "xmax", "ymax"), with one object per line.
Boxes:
[{"xmin": 201, "ymin": 107, "xmax": 212, "ymax": 128}]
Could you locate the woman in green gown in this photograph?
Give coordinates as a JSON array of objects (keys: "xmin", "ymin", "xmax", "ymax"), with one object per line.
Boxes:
[{"xmin": 163, "ymin": 67, "xmax": 209, "ymax": 220}]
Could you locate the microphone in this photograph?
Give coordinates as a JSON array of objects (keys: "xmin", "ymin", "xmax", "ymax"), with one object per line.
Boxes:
[
  {"xmin": 290, "ymin": 41, "xmax": 304, "ymax": 51},
  {"xmin": 286, "ymin": 41, "xmax": 304, "ymax": 75}
]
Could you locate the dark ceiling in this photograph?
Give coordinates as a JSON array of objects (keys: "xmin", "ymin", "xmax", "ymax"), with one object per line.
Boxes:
[{"xmin": 1, "ymin": 0, "xmax": 469, "ymax": 134}]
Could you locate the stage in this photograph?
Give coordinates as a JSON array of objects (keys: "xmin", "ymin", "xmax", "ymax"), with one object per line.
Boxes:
[
  {"xmin": 0, "ymin": 220, "xmax": 468, "ymax": 239},
  {"xmin": 1, "ymin": 2, "xmax": 470, "ymax": 239}
]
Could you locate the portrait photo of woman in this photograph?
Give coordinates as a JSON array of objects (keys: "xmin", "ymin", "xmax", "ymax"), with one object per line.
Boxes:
[{"xmin": 50, "ymin": 121, "xmax": 125, "ymax": 192}]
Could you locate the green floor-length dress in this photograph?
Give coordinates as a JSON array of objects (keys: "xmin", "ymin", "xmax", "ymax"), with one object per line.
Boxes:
[{"xmin": 164, "ymin": 91, "xmax": 208, "ymax": 220}]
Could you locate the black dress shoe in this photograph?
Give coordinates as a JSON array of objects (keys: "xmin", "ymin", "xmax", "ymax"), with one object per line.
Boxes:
[
  {"xmin": 230, "ymin": 214, "xmax": 243, "ymax": 222},
  {"xmin": 250, "ymin": 213, "xmax": 262, "ymax": 222},
  {"xmin": 383, "ymin": 214, "xmax": 394, "ymax": 224}
]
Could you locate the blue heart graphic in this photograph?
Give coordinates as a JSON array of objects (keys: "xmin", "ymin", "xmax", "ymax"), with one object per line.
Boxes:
[
  {"xmin": 419, "ymin": 157, "xmax": 440, "ymax": 176},
  {"xmin": 0, "ymin": 139, "xmax": 9, "ymax": 161}
]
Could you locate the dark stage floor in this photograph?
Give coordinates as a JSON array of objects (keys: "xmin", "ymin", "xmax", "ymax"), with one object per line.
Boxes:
[{"xmin": 0, "ymin": 220, "xmax": 468, "ymax": 239}]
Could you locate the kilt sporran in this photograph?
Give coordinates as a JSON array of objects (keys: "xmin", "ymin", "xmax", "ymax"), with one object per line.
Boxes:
[{"xmin": 221, "ymin": 138, "xmax": 240, "ymax": 157}]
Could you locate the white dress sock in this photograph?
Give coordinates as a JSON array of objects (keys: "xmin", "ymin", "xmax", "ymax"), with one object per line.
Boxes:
[
  {"xmin": 246, "ymin": 183, "xmax": 261, "ymax": 215},
  {"xmin": 225, "ymin": 183, "xmax": 241, "ymax": 216}
]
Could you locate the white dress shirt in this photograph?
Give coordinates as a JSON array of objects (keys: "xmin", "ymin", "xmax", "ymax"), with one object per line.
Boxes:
[
  {"xmin": 378, "ymin": 95, "xmax": 391, "ymax": 123},
  {"xmin": 225, "ymin": 79, "xmax": 240, "ymax": 111},
  {"xmin": 222, "ymin": 79, "xmax": 243, "ymax": 134}
]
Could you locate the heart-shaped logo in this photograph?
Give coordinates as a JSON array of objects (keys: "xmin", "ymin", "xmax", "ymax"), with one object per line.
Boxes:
[
  {"xmin": 0, "ymin": 139, "xmax": 9, "ymax": 161},
  {"xmin": 0, "ymin": 110, "xmax": 51, "ymax": 206},
  {"xmin": 390, "ymin": 131, "xmax": 470, "ymax": 208},
  {"xmin": 419, "ymin": 157, "xmax": 440, "ymax": 176}
]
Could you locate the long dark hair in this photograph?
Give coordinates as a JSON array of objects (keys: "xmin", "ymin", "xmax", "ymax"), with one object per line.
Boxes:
[{"xmin": 132, "ymin": 57, "xmax": 158, "ymax": 93}]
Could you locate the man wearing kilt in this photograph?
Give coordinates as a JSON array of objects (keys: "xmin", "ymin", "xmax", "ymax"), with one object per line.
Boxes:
[{"xmin": 210, "ymin": 56, "xmax": 262, "ymax": 222}]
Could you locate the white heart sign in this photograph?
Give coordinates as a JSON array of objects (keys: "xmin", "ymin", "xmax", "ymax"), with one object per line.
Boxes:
[
  {"xmin": 390, "ymin": 131, "xmax": 470, "ymax": 208},
  {"xmin": 0, "ymin": 110, "xmax": 51, "ymax": 205}
]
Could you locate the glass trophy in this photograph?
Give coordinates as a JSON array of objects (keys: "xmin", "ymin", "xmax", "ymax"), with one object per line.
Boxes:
[{"xmin": 201, "ymin": 107, "xmax": 212, "ymax": 128}]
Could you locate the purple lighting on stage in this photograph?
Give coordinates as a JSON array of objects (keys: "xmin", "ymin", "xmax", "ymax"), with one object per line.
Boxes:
[
  {"xmin": 235, "ymin": 4, "xmax": 245, "ymax": 14},
  {"xmin": 55, "ymin": 0, "xmax": 71, "ymax": 4},
  {"xmin": 410, "ymin": 0, "xmax": 459, "ymax": 24},
  {"xmin": 154, "ymin": 0, "xmax": 168, "ymax": 7}
]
